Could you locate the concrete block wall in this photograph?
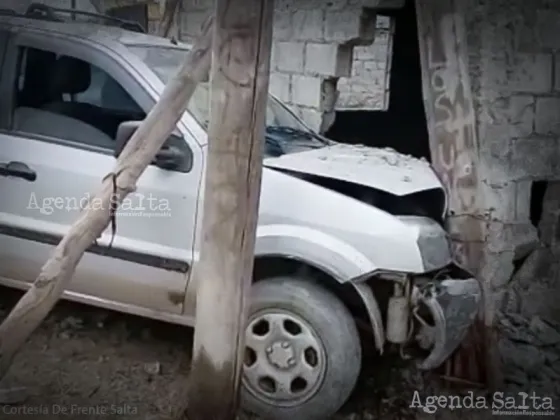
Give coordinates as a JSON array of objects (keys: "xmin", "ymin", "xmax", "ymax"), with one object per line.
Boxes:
[
  {"xmin": 465, "ymin": 0, "xmax": 560, "ymax": 389},
  {"xmin": 178, "ymin": 0, "xmax": 397, "ymax": 132},
  {"xmin": 466, "ymin": 0, "xmax": 560, "ymax": 289},
  {"xmin": 337, "ymin": 15, "xmax": 393, "ymax": 110}
]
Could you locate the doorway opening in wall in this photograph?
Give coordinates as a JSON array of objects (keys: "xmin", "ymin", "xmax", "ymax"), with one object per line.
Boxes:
[{"xmin": 325, "ymin": 0, "xmax": 431, "ymax": 162}]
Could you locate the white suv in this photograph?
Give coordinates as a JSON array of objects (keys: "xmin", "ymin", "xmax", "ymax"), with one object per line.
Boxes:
[{"xmin": 0, "ymin": 5, "xmax": 481, "ymax": 420}]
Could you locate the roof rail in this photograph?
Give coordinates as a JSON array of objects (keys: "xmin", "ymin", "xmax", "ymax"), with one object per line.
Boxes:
[
  {"xmin": 22, "ymin": 3, "xmax": 146, "ymax": 33},
  {"xmin": 0, "ymin": 8, "xmax": 17, "ymax": 17}
]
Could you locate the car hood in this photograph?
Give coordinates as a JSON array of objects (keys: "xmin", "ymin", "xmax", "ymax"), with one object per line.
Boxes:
[{"xmin": 263, "ymin": 144, "xmax": 443, "ymax": 196}]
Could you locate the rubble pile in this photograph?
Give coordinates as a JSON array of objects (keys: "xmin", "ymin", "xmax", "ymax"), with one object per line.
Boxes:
[{"xmin": 498, "ymin": 311, "xmax": 560, "ymax": 395}]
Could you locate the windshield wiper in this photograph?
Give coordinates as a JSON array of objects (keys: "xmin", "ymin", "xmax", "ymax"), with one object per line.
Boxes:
[{"xmin": 265, "ymin": 126, "xmax": 329, "ymax": 144}]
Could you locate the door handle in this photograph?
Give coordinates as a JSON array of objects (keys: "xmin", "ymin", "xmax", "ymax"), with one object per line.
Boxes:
[{"xmin": 0, "ymin": 161, "xmax": 37, "ymax": 182}]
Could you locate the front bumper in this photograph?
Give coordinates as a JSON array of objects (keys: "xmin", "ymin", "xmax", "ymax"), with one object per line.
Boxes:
[{"xmin": 414, "ymin": 277, "xmax": 482, "ymax": 370}]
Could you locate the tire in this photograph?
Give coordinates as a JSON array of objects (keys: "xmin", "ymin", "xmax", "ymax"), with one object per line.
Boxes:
[{"xmin": 241, "ymin": 276, "xmax": 361, "ymax": 420}]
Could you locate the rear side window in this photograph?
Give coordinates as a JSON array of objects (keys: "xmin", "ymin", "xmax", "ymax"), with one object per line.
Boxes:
[
  {"xmin": 12, "ymin": 45, "xmax": 146, "ymax": 145},
  {"xmin": 0, "ymin": 29, "xmax": 11, "ymax": 128},
  {"xmin": 0, "ymin": 30, "xmax": 8, "ymax": 68},
  {"xmin": 74, "ymin": 64, "xmax": 142, "ymax": 114}
]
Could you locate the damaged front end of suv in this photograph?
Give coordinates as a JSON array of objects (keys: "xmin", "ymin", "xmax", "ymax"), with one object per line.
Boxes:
[{"xmin": 262, "ymin": 143, "xmax": 482, "ymax": 370}]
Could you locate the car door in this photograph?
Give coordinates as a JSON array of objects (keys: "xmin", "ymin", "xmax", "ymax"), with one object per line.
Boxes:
[{"xmin": 0, "ymin": 30, "xmax": 202, "ymax": 318}]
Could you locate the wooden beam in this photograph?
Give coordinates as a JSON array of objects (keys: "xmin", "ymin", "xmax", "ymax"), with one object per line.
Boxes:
[
  {"xmin": 414, "ymin": 0, "xmax": 502, "ymax": 389},
  {"xmin": 158, "ymin": 0, "xmax": 181, "ymax": 39},
  {"xmin": 184, "ymin": 0, "xmax": 274, "ymax": 418},
  {"xmin": 0, "ymin": 17, "xmax": 214, "ymax": 382}
]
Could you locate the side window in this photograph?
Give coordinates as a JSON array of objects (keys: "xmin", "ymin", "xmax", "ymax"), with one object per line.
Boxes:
[
  {"xmin": 11, "ymin": 45, "xmax": 146, "ymax": 150},
  {"xmin": 0, "ymin": 30, "xmax": 8, "ymax": 68},
  {"xmin": 73, "ymin": 64, "xmax": 142, "ymax": 114},
  {"xmin": 0, "ymin": 30, "xmax": 11, "ymax": 128}
]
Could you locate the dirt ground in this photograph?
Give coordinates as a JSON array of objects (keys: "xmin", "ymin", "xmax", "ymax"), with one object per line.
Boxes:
[{"xmin": 0, "ymin": 287, "xmax": 530, "ymax": 420}]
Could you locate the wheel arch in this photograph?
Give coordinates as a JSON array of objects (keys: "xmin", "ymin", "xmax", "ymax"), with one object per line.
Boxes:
[{"xmin": 253, "ymin": 255, "xmax": 385, "ymax": 353}]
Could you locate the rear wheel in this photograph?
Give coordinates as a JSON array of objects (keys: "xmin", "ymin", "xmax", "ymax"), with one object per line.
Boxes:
[{"xmin": 241, "ymin": 276, "xmax": 361, "ymax": 420}]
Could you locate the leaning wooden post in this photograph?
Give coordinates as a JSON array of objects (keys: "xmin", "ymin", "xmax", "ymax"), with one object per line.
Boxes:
[
  {"xmin": 0, "ymin": 17, "xmax": 214, "ymax": 381},
  {"xmin": 158, "ymin": 0, "xmax": 181, "ymax": 39},
  {"xmin": 184, "ymin": 0, "xmax": 274, "ymax": 419}
]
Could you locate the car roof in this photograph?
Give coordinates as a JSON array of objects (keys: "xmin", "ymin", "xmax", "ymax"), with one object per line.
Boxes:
[{"xmin": 0, "ymin": 14, "xmax": 193, "ymax": 50}]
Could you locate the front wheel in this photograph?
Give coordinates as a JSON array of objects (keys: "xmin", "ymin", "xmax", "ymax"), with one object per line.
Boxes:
[{"xmin": 241, "ymin": 277, "xmax": 362, "ymax": 420}]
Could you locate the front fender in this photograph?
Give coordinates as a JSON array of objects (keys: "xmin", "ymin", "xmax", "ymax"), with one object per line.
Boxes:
[
  {"xmin": 254, "ymin": 224, "xmax": 378, "ymax": 282},
  {"xmin": 255, "ymin": 225, "xmax": 386, "ymax": 353}
]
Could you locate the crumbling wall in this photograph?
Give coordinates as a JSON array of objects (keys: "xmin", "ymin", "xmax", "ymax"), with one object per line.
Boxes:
[
  {"xmin": 335, "ymin": 15, "xmax": 393, "ymax": 111},
  {"xmin": 465, "ymin": 0, "xmax": 560, "ymax": 392},
  {"xmin": 178, "ymin": 0, "xmax": 401, "ymax": 132}
]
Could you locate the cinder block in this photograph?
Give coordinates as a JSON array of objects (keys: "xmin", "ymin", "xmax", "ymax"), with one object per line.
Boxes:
[
  {"xmin": 274, "ymin": 42, "xmax": 305, "ymax": 73},
  {"xmin": 324, "ymin": 8, "xmax": 376, "ymax": 45},
  {"xmin": 270, "ymin": 42, "xmax": 278, "ymax": 71},
  {"xmin": 536, "ymin": 97, "xmax": 560, "ymax": 135},
  {"xmin": 320, "ymin": 78, "xmax": 338, "ymax": 112},
  {"xmin": 480, "ymin": 182, "xmax": 517, "ymax": 222},
  {"xmin": 555, "ymin": 53, "xmax": 560, "ymax": 91},
  {"xmin": 292, "ymin": 10, "xmax": 324, "ymax": 41},
  {"xmin": 486, "ymin": 222, "xmax": 538, "ymax": 263},
  {"xmin": 298, "ymin": 107, "xmax": 323, "ymax": 132},
  {"xmin": 509, "ymin": 136, "xmax": 558, "ymax": 181},
  {"xmin": 508, "ymin": 96, "xmax": 535, "ymax": 138},
  {"xmin": 515, "ymin": 181, "xmax": 532, "ymax": 222},
  {"xmin": 304, "ymin": 43, "xmax": 352, "ymax": 77},
  {"xmin": 375, "ymin": 15, "xmax": 392, "ymax": 29},
  {"xmin": 478, "ymin": 135, "xmax": 512, "ymax": 185},
  {"xmin": 352, "ymin": 62, "xmax": 385, "ymax": 81},
  {"xmin": 481, "ymin": 95, "xmax": 534, "ymax": 140},
  {"xmin": 539, "ymin": 181, "xmax": 560, "ymax": 247},
  {"xmin": 291, "ymin": 75, "xmax": 322, "ymax": 108},
  {"xmin": 353, "ymin": 41, "xmax": 389, "ymax": 61},
  {"xmin": 273, "ymin": 11, "xmax": 293, "ymax": 41},
  {"xmin": 506, "ymin": 54, "xmax": 552, "ymax": 94},
  {"xmin": 359, "ymin": 0, "xmax": 405, "ymax": 8},
  {"xmin": 536, "ymin": 9, "xmax": 560, "ymax": 50},
  {"xmin": 268, "ymin": 73, "xmax": 291, "ymax": 103},
  {"xmin": 277, "ymin": 0, "xmax": 346, "ymax": 12}
]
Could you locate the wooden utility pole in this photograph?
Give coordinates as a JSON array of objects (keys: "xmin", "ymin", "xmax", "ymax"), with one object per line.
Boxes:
[
  {"xmin": 158, "ymin": 0, "xmax": 181, "ymax": 39},
  {"xmin": 184, "ymin": 0, "xmax": 274, "ymax": 418},
  {"xmin": 0, "ymin": 17, "xmax": 214, "ymax": 381},
  {"xmin": 414, "ymin": 0, "xmax": 502, "ymax": 388}
]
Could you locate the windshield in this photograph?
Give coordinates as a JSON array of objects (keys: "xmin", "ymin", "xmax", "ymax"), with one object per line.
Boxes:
[{"xmin": 127, "ymin": 45, "xmax": 329, "ymax": 157}]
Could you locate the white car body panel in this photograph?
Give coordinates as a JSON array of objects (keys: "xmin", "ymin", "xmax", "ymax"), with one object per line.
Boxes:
[
  {"xmin": 0, "ymin": 132, "xmax": 201, "ymax": 315},
  {"xmin": 254, "ymin": 167, "xmax": 427, "ymax": 277},
  {"xmin": 263, "ymin": 143, "xmax": 441, "ymax": 196}
]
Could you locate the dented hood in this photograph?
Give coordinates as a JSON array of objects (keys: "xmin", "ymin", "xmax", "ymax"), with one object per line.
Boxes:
[{"xmin": 263, "ymin": 144, "xmax": 443, "ymax": 196}]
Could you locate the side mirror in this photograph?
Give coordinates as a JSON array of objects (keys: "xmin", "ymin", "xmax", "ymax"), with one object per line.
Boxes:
[
  {"xmin": 115, "ymin": 120, "xmax": 138, "ymax": 157},
  {"xmin": 153, "ymin": 145, "xmax": 184, "ymax": 170},
  {"xmin": 114, "ymin": 121, "xmax": 192, "ymax": 172}
]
